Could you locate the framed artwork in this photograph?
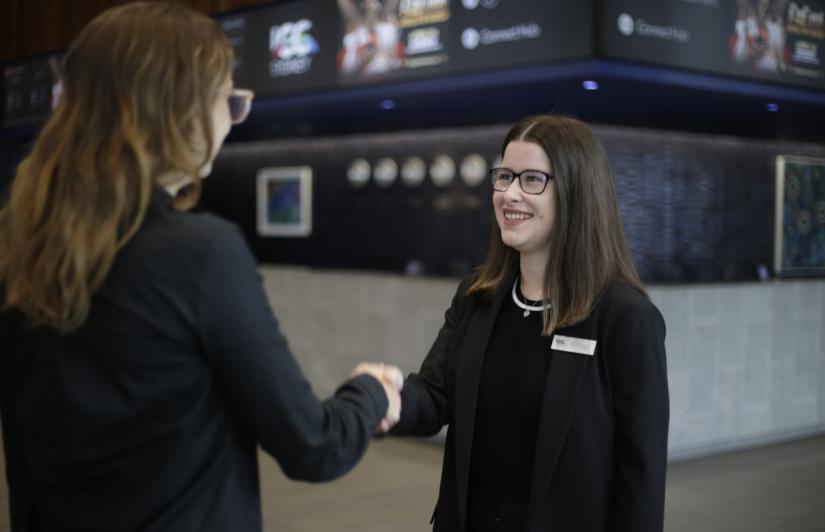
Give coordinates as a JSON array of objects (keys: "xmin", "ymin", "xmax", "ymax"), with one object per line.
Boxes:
[
  {"xmin": 256, "ymin": 166, "xmax": 313, "ymax": 237},
  {"xmin": 774, "ymin": 155, "xmax": 825, "ymax": 276}
]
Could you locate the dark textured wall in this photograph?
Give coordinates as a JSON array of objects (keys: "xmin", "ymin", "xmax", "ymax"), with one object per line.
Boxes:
[
  {"xmin": 601, "ymin": 126, "xmax": 784, "ymax": 282},
  {"xmin": 201, "ymin": 123, "xmax": 825, "ymax": 283}
]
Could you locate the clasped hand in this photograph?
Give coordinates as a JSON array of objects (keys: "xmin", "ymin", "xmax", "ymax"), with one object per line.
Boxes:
[{"xmin": 350, "ymin": 362, "xmax": 403, "ymax": 434}]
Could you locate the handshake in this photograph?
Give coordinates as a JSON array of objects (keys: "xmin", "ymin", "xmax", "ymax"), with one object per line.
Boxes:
[{"xmin": 351, "ymin": 362, "xmax": 404, "ymax": 434}]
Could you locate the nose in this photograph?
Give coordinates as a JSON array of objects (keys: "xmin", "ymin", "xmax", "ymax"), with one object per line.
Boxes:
[{"xmin": 502, "ymin": 177, "xmax": 525, "ymax": 202}]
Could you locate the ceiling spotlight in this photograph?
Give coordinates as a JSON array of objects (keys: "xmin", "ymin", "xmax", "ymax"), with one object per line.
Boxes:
[
  {"xmin": 766, "ymin": 103, "xmax": 779, "ymax": 112},
  {"xmin": 582, "ymin": 80, "xmax": 599, "ymax": 91},
  {"xmin": 380, "ymin": 99, "xmax": 396, "ymax": 110}
]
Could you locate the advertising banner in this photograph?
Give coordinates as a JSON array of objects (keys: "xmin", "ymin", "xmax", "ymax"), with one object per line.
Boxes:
[
  {"xmin": 600, "ymin": 0, "xmax": 825, "ymax": 89},
  {"xmin": 214, "ymin": 0, "xmax": 591, "ymax": 96},
  {"xmin": 729, "ymin": 0, "xmax": 825, "ymax": 86},
  {"xmin": 337, "ymin": 0, "xmax": 452, "ymax": 82}
]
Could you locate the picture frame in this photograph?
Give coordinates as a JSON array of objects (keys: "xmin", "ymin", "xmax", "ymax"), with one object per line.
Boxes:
[
  {"xmin": 774, "ymin": 155, "xmax": 825, "ymax": 276},
  {"xmin": 256, "ymin": 166, "xmax": 313, "ymax": 237}
]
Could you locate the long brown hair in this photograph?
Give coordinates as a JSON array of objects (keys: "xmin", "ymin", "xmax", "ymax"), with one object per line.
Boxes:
[
  {"xmin": 0, "ymin": 2, "xmax": 233, "ymax": 332},
  {"xmin": 469, "ymin": 115, "xmax": 646, "ymax": 334}
]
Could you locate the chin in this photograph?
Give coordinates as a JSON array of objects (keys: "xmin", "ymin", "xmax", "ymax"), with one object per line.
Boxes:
[{"xmin": 500, "ymin": 234, "xmax": 525, "ymax": 252}]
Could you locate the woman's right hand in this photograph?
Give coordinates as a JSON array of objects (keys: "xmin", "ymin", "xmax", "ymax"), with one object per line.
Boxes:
[{"xmin": 351, "ymin": 362, "xmax": 404, "ymax": 433}]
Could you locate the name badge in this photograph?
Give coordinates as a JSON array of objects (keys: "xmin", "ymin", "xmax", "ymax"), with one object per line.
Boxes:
[{"xmin": 551, "ymin": 335, "xmax": 597, "ymax": 356}]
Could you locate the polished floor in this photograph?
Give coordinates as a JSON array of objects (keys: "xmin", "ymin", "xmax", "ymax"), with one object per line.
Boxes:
[{"xmin": 2, "ymin": 434, "xmax": 824, "ymax": 531}]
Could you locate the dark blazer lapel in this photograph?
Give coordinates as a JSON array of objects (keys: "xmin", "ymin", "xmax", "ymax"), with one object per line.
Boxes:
[
  {"xmin": 525, "ymin": 321, "xmax": 593, "ymax": 529},
  {"xmin": 452, "ymin": 275, "xmax": 511, "ymax": 532}
]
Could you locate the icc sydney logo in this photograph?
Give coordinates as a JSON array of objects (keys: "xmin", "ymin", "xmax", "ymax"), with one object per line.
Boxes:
[{"xmin": 269, "ymin": 19, "xmax": 319, "ymax": 77}]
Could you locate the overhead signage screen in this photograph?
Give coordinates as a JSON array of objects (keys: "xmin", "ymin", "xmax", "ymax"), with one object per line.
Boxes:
[
  {"xmin": 236, "ymin": 2, "xmax": 340, "ymax": 94},
  {"xmin": 217, "ymin": 13, "xmax": 252, "ymax": 90},
  {"xmin": 451, "ymin": 0, "xmax": 592, "ymax": 72},
  {"xmin": 730, "ymin": 0, "xmax": 825, "ymax": 86},
  {"xmin": 215, "ymin": 0, "xmax": 590, "ymax": 97},
  {"xmin": 9, "ymin": 1, "xmax": 820, "ymax": 128},
  {"xmin": 337, "ymin": 0, "xmax": 452, "ymax": 82},
  {"xmin": 600, "ymin": 0, "xmax": 825, "ymax": 89}
]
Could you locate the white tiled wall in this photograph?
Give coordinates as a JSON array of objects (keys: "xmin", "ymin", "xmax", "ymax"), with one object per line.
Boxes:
[
  {"xmin": 652, "ymin": 281, "xmax": 825, "ymax": 460},
  {"xmin": 260, "ymin": 266, "xmax": 825, "ymax": 461}
]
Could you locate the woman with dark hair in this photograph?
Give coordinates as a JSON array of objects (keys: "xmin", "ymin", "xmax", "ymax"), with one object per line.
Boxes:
[
  {"xmin": 0, "ymin": 3, "xmax": 400, "ymax": 531},
  {"xmin": 392, "ymin": 115, "xmax": 669, "ymax": 532}
]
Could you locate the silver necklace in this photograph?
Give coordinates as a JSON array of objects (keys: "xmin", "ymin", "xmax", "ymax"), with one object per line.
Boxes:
[{"xmin": 511, "ymin": 276, "xmax": 551, "ymax": 318}]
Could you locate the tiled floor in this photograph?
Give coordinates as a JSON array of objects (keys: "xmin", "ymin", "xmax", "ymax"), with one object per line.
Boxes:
[{"xmin": 2, "ymin": 434, "xmax": 824, "ymax": 531}]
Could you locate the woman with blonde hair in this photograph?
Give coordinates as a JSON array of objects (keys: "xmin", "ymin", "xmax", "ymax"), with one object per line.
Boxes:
[
  {"xmin": 393, "ymin": 115, "xmax": 669, "ymax": 531},
  {"xmin": 0, "ymin": 3, "xmax": 400, "ymax": 531}
]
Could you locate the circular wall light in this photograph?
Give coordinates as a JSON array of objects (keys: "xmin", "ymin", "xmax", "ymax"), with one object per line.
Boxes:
[
  {"xmin": 430, "ymin": 155, "xmax": 456, "ymax": 188},
  {"xmin": 373, "ymin": 157, "xmax": 398, "ymax": 188},
  {"xmin": 401, "ymin": 157, "xmax": 426, "ymax": 187},
  {"xmin": 460, "ymin": 154, "xmax": 488, "ymax": 187},
  {"xmin": 347, "ymin": 158, "xmax": 371, "ymax": 188}
]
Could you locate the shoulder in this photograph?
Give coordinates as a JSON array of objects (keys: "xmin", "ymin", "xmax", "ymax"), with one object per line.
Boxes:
[
  {"xmin": 174, "ymin": 210, "xmax": 242, "ymax": 245},
  {"xmin": 598, "ymin": 280, "xmax": 653, "ymax": 311},
  {"xmin": 115, "ymin": 208, "xmax": 252, "ymax": 287},
  {"xmin": 456, "ymin": 272, "xmax": 481, "ymax": 296},
  {"xmin": 139, "ymin": 207, "xmax": 245, "ymax": 257},
  {"xmin": 593, "ymin": 282, "xmax": 667, "ymax": 375},
  {"xmin": 593, "ymin": 280, "xmax": 664, "ymax": 330},
  {"xmin": 172, "ymin": 211, "xmax": 254, "ymax": 273},
  {"xmin": 142, "ymin": 187, "xmax": 241, "ymax": 250},
  {"xmin": 453, "ymin": 271, "xmax": 495, "ymax": 307},
  {"xmin": 434, "ymin": 272, "xmax": 485, "ymax": 322}
]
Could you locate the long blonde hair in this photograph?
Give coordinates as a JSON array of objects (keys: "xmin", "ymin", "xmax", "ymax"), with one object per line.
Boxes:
[
  {"xmin": 0, "ymin": 2, "xmax": 233, "ymax": 332},
  {"xmin": 469, "ymin": 115, "xmax": 646, "ymax": 334}
]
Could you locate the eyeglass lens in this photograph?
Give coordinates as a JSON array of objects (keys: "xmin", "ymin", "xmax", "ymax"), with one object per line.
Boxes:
[
  {"xmin": 490, "ymin": 169, "xmax": 549, "ymax": 194},
  {"xmin": 228, "ymin": 92, "xmax": 251, "ymax": 124}
]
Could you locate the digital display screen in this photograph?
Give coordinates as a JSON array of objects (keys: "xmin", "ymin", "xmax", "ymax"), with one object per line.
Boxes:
[
  {"xmin": 730, "ymin": 0, "xmax": 825, "ymax": 86},
  {"xmin": 337, "ymin": 0, "xmax": 452, "ymax": 83},
  {"xmin": 213, "ymin": 0, "xmax": 590, "ymax": 96},
  {"xmin": 451, "ymin": 0, "xmax": 592, "ymax": 72},
  {"xmin": 600, "ymin": 0, "xmax": 825, "ymax": 89},
  {"xmin": 5, "ymin": 1, "xmax": 823, "ymax": 129},
  {"xmin": 3, "ymin": 53, "xmax": 63, "ymax": 127},
  {"xmin": 216, "ymin": 3, "xmax": 339, "ymax": 95},
  {"xmin": 217, "ymin": 13, "xmax": 252, "ymax": 89}
]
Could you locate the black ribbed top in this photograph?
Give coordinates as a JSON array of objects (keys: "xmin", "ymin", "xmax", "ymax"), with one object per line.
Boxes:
[{"xmin": 468, "ymin": 283, "xmax": 553, "ymax": 493}]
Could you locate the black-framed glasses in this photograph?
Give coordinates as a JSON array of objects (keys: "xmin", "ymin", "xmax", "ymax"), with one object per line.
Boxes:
[
  {"xmin": 228, "ymin": 88, "xmax": 254, "ymax": 124},
  {"xmin": 490, "ymin": 167, "xmax": 553, "ymax": 195}
]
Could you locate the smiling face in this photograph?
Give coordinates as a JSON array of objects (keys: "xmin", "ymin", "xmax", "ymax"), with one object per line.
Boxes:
[{"xmin": 493, "ymin": 140, "xmax": 556, "ymax": 260}]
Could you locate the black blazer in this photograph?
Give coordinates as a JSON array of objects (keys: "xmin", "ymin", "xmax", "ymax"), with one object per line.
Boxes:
[
  {"xmin": 0, "ymin": 188, "xmax": 388, "ymax": 532},
  {"xmin": 394, "ymin": 274, "xmax": 669, "ymax": 532}
]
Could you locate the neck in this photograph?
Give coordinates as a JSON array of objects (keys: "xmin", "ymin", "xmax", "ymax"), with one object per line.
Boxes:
[{"xmin": 518, "ymin": 252, "xmax": 548, "ymax": 300}]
